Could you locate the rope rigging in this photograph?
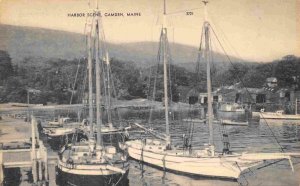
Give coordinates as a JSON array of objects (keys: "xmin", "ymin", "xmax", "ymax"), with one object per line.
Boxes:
[{"xmin": 208, "ymin": 23, "xmax": 284, "ymax": 152}]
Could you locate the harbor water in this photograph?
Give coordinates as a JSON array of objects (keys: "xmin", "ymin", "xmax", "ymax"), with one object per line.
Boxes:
[{"xmin": 2, "ymin": 108, "xmax": 300, "ymax": 186}]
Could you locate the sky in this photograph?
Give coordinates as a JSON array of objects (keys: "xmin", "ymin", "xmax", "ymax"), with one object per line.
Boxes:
[{"xmin": 0, "ymin": 0, "xmax": 299, "ymax": 62}]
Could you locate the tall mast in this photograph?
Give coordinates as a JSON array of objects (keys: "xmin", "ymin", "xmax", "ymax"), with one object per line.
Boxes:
[
  {"xmin": 162, "ymin": 0, "xmax": 170, "ymax": 146},
  {"xmin": 87, "ymin": 29, "xmax": 94, "ymax": 138},
  {"xmin": 106, "ymin": 52, "xmax": 112, "ymax": 128},
  {"xmin": 95, "ymin": 16, "xmax": 102, "ymax": 145},
  {"xmin": 203, "ymin": 1, "xmax": 214, "ymax": 152}
]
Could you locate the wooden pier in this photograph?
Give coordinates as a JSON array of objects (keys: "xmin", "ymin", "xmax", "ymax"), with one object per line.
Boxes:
[{"xmin": 0, "ymin": 116, "xmax": 54, "ymax": 185}]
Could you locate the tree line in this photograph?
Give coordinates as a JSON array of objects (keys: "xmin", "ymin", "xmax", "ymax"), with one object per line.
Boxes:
[{"xmin": 0, "ymin": 50, "xmax": 299, "ymax": 104}]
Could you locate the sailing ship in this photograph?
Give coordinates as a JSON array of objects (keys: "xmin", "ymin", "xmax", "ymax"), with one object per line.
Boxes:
[
  {"xmin": 56, "ymin": 2, "xmax": 129, "ymax": 185},
  {"xmin": 125, "ymin": 0, "xmax": 300, "ymax": 180},
  {"xmin": 259, "ymin": 99, "xmax": 300, "ymax": 120}
]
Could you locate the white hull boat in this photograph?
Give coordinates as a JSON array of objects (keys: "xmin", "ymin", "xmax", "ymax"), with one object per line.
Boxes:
[
  {"xmin": 182, "ymin": 118, "xmax": 206, "ymax": 123},
  {"xmin": 126, "ymin": 139, "xmax": 298, "ymax": 179},
  {"xmin": 46, "ymin": 127, "xmax": 75, "ymax": 137},
  {"xmin": 259, "ymin": 110, "xmax": 300, "ymax": 120},
  {"xmin": 220, "ymin": 119, "xmax": 248, "ymax": 126}
]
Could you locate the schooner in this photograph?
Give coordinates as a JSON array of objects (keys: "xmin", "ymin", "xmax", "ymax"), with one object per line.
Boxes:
[
  {"xmin": 125, "ymin": 0, "xmax": 300, "ymax": 180},
  {"xmin": 56, "ymin": 1, "xmax": 129, "ymax": 185}
]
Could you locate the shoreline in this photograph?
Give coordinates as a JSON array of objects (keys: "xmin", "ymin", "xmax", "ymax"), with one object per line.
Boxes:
[{"xmin": 0, "ymin": 99, "xmax": 202, "ymax": 113}]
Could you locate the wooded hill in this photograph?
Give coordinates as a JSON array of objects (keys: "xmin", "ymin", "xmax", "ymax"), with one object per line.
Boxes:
[{"xmin": 0, "ymin": 49, "xmax": 299, "ymax": 104}]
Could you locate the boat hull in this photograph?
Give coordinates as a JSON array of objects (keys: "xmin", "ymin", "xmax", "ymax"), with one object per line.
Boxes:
[
  {"xmin": 126, "ymin": 140, "xmax": 242, "ymax": 179},
  {"xmin": 56, "ymin": 163, "xmax": 129, "ymax": 186},
  {"xmin": 259, "ymin": 113, "xmax": 300, "ymax": 120},
  {"xmin": 182, "ymin": 118, "xmax": 206, "ymax": 123},
  {"xmin": 221, "ymin": 119, "xmax": 248, "ymax": 126}
]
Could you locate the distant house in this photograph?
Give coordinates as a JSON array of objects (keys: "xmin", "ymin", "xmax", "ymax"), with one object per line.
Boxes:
[
  {"xmin": 199, "ymin": 91, "xmax": 221, "ymax": 104},
  {"xmin": 266, "ymin": 77, "xmax": 278, "ymax": 89},
  {"xmin": 177, "ymin": 86, "xmax": 193, "ymax": 103},
  {"xmin": 177, "ymin": 86, "xmax": 202, "ymax": 104},
  {"xmin": 82, "ymin": 93, "xmax": 96, "ymax": 105},
  {"xmin": 199, "ymin": 87, "xmax": 273, "ymax": 104}
]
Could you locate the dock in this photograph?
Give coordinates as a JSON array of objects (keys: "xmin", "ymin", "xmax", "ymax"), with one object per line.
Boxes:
[{"xmin": 0, "ymin": 116, "xmax": 57, "ymax": 185}]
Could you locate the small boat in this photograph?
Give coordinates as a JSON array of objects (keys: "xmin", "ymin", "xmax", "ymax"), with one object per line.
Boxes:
[
  {"xmin": 43, "ymin": 117, "xmax": 82, "ymax": 150},
  {"xmin": 259, "ymin": 98, "xmax": 300, "ymax": 120},
  {"xmin": 182, "ymin": 118, "xmax": 206, "ymax": 123},
  {"xmin": 259, "ymin": 110, "xmax": 300, "ymax": 120},
  {"xmin": 43, "ymin": 117, "xmax": 80, "ymax": 132},
  {"xmin": 220, "ymin": 119, "xmax": 248, "ymax": 126},
  {"xmin": 47, "ymin": 117, "xmax": 70, "ymax": 126}
]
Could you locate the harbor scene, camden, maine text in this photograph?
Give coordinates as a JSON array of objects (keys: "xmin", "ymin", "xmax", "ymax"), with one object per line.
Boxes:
[
  {"xmin": 0, "ymin": 0, "xmax": 300, "ymax": 186},
  {"xmin": 67, "ymin": 12, "xmax": 142, "ymax": 17}
]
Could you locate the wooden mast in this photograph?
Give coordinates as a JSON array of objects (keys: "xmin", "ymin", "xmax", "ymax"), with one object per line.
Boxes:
[
  {"xmin": 106, "ymin": 52, "xmax": 113, "ymax": 129},
  {"xmin": 203, "ymin": 0, "xmax": 214, "ymax": 155},
  {"xmin": 162, "ymin": 0, "xmax": 170, "ymax": 146},
  {"xmin": 87, "ymin": 29, "xmax": 94, "ymax": 138},
  {"xmin": 95, "ymin": 12, "xmax": 103, "ymax": 145}
]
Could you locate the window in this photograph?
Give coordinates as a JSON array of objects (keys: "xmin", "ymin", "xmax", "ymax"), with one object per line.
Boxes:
[
  {"xmin": 285, "ymin": 92, "xmax": 290, "ymax": 101},
  {"xmin": 256, "ymin": 94, "xmax": 266, "ymax": 103}
]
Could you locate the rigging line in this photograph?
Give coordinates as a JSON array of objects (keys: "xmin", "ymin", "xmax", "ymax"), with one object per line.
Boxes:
[
  {"xmin": 108, "ymin": 63, "xmax": 123, "ymax": 127},
  {"xmin": 100, "ymin": 68, "xmax": 107, "ymax": 116},
  {"xmin": 146, "ymin": 16, "xmax": 156, "ymax": 101},
  {"xmin": 69, "ymin": 58, "xmax": 82, "ymax": 105},
  {"xmin": 79, "ymin": 62, "xmax": 88, "ymax": 104},
  {"xmin": 101, "ymin": 59, "xmax": 109, "ymax": 123},
  {"xmin": 208, "ymin": 16, "xmax": 243, "ymax": 62},
  {"xmin": 99, "ymin": 25, "xmax": 116, "ymax": 125},
  {"xmin": 209, "ymin": 25, "xmax": 285, "ymax": 152},
  {"xmin": 146, "ymin": 66, "xmax": 153, "ymax": 101},
  {"xmin": 106, "ymin": 56, "xmax": 112, "ymax": 124},
  {"xmin": 148, "ymin": 29, "xmax": 163, "ymax": 126},
  {"xmin": 195, "ymin": 24, "xmax": 205, "ymax": 86}
]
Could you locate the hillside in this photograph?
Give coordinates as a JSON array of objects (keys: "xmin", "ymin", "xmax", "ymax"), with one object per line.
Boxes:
[{"xmin": 0, "ymin": 24, "xmax": 247, "ymax": 67}]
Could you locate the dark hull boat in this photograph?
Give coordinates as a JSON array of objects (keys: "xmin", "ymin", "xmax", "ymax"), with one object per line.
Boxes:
[
  {"xmin": 56, "ymin": 1, "xmax": 130, "ymax": 184},
  {"xmin": 56, "ymin": 160, "xmax": 129, "ymax": 186}
]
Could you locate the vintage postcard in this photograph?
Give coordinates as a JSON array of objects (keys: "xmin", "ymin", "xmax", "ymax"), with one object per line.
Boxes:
[{"xmin": 0, "ymin": 0, "xmax": 299, "ymax": 185}]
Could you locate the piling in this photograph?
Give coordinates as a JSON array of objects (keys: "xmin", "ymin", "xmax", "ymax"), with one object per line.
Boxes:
[
  {"xmin": 31, "ymin": 116, "xmax": 38, "ymax": 183},
  {"xmin": 0, "ymin": 152, "xmax": 3, "ymax": 184}
]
